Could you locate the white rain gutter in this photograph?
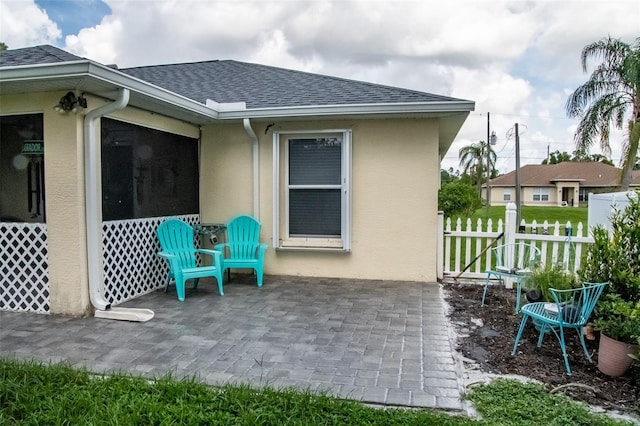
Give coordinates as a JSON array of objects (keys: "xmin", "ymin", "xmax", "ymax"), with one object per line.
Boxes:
[
  {"xmin": 243, "ymin": 118, "xmax": 260, "ymax": 219},
  {"xmin": 84, "ymin": 88, "xmax": 154, "ymax": 322}
]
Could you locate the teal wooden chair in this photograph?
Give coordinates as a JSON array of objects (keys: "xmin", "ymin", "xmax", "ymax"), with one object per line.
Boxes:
[
  {"xmin": 157, "ymin": 219, "xmax": 223, "ymax": 301},
  {"xmin": 512, "ymin": 282, "xmax": 607, "ymax": 375},
  {"xmin": 482, "ymin": 242, "xmax": 541, "ymax": 313},
  {"xmin": 215, "ymin": 215, "xmax": 267, "ymax": 287}
]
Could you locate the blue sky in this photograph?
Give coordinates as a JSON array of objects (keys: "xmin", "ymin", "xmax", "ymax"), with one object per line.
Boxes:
[
  {"xmin": 2, "ymin": 0, "xmax": 639, "ymax": 173},
  {"xmin": 34, "ymin": 0, "xmax": 110, "ymax": 37}
]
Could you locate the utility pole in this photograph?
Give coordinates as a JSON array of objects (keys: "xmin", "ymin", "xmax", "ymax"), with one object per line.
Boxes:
[
  {"xmin": 485, "ymin": 113, "xmax": 497, "ymax": 218},
  {"xmin": 485, "ymin": 113, "xmax": 491, "ymax": 218},
  {"xmin": 515, "ymin": 123, "xmax": 522, "ymax": 225}
]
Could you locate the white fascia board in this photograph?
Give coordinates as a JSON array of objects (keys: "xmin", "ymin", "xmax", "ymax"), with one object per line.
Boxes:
[{"xmin": 216, "ymin": 100, "xmax": 475, "ymax": 120}]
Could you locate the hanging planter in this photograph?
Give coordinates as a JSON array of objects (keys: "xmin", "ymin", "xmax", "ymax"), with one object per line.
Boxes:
[{"xmin": 597, "ymin": 332, "xmax": 639, "ymax": 377}]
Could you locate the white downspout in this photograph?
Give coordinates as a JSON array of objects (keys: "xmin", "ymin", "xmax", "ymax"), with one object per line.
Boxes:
[
  {"xmin": 84, "ymin": 88, "xmax": 153, "ymax": 322},
  {"xmin": 243, "ymin": 118, "xmax": 259, "ymax": 219}
]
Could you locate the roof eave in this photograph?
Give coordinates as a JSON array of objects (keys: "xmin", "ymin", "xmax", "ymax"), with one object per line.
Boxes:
[
  {"xmin": 0, "ymin": 61, "xmax": 218, "ymax": 123},
  {"xmin": 1, "ymin": 61, "xmax": 474, "ymax": 123}
]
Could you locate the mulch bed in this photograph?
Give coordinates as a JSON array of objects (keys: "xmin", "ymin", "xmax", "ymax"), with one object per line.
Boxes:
[{"xmin": 442, "ymin": 280, "xmax": 639, "ymax": 416}]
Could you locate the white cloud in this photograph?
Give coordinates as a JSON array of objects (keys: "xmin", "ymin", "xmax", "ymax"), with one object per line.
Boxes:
[
  {"xmin": 2, "ymin": 0, "xmax": 639, "ymax": 175},
  {"xmin": 0, "ymin": 1, "xmax": 61, "ymax": 48}
]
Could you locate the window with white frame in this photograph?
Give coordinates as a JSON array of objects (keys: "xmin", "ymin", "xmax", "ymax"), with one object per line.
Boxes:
[
  {"xmin": 533, "ymin": 187, "xmax": 549, "ymax": 201},
  {"xmin": 273, "ymin": 130, "xmax": 351, "ymax": 250},
  {"xmin": 579, "ymin": 187, "xmax": 588, "ymax": 202},
  {"xmin": 503, "ymin": 189, "xmax": 511, "ymax": 201}
]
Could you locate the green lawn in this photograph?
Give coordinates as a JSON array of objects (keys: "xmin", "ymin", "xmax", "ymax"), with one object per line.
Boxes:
[
  {"xmin": 1, "ymin": 358, "xmax": 634, "ymax": 425},
  {"xmin": 449, "ymin": 206, "xmax": 588, "ymax": 232}
]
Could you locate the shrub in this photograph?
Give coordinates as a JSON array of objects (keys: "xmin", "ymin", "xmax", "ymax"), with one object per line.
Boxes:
[
  {"xmin": 438, "ymin": 181, "xmax": 481, "ymax": 218},
  {"xmin": 579, "ymin": 191, "xmax": 640, "ymax": 301},
  {"xmin": 525, "ymin": 265, "xmax": 579, "ymax": 302}
]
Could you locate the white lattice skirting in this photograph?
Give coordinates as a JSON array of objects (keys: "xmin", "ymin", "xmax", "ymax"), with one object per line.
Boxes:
[
  {"xmin": 0, "ymin": 223, "xmax": 50, "ymax": 313},
  {"xmin": 0, "ymin": 215, "xmax": 199, "ymax": 314},
  {"xmin": 103, "ymin": 215, "xmax": 200, "ymax": 305}
]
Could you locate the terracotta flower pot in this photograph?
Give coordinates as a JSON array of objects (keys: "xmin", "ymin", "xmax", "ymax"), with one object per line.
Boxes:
[{"xmin": 597, "ymin": 333, "xmax": 639, "ymax": 377}]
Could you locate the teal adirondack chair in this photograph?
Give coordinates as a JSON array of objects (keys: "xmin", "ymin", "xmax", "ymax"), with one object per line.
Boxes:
[
  {"xmin": 157, "ymin": 219, "xmax": 223, "ymax": 301},
  {"xmin": 215, "ymin": 215, "xmax": 267, "ymax": 287},
  {"xmin": 512, "ymin": 282, "xmax": 607, "ymax": 375}
]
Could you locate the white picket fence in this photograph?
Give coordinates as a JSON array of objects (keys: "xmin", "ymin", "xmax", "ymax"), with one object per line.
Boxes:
[{"xmin": 438, "ymin": 203, "xmax": 594, "ymax": 280}]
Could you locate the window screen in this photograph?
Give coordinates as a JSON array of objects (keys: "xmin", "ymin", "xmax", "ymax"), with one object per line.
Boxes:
[
  {"xmin": 101, "ymin": 118, "xmax": 198, "ymax": 220},
  {"xmin": 288, "ymin": 137, "xmax": 343, "ymax": 237}
]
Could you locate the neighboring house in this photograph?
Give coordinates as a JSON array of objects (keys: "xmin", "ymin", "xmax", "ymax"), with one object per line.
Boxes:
[
  {"xmin": 0, "ymin": 45, "xmax": 474, "ymax": 316},
  {"xmin": 484, "ymin": 162, "xmax": 640, "ymax": 207}
]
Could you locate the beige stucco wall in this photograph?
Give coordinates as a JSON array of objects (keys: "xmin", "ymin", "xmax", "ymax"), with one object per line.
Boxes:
[
  {"xmin": 1, "ymin": 93, "xmax": 201, "ymax": 315},
  {"xmin": 1, "ymin": 92, "xmax": 91, "ymax": 315},
  {"xmin": 200, "ymin": 118, "xmax": 440, "ymax": 281}
]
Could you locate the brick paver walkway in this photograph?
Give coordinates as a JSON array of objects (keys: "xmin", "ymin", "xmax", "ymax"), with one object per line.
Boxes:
[{"xmin": 0, "ymin": 275, "xmax": 462, "ymax": 410}]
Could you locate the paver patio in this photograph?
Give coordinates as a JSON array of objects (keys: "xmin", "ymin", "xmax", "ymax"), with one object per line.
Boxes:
[{"xmin": 0, "ymin": 275, "xmax": 463, "ymax": 410}]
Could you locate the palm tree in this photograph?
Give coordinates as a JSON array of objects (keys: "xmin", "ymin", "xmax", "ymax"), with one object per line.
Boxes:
[
  {"xmin": 459, "ymin": 140, "xmax": 496, "ymax": 196},
  {"xmin": 566, "ymin": 36, "xmax": 640, "ymax": 191}
]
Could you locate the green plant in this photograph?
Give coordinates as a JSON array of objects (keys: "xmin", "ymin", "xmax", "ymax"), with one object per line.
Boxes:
[
  {"xmin": 525, "ymin": 265, "xmax": 579, "ymax": 302},
  {"xmin": 593, "ymin": 293, "xmax": 640, "ymax": 343},
  {"xmin": 580, "ymin": 192, "xmax": 640, "ymax": 301},
  {"xmin": 438, "ymin": 181, "xmax": 481, "ymax": 218},
  {"xmin": 580, "ymin": 192, "xmax": 640, "ymax": 344},
  {"xmin": 629, "ymin": 336, "xmax": 640, "ymax": 361}
]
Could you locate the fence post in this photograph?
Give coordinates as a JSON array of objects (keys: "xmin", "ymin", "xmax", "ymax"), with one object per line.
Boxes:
[
  {"xmin": 504, "ymin": 203, "xmax": 517, "ymax": 288},
  {"xmin": 437, "ymin": 211, "xmax": 444, "ymax": 280}
]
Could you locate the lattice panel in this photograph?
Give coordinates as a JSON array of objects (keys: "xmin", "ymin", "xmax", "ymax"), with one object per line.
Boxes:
[
  {"xmin": 0, "ymin": 223, "xmax": 50, "ymax": 313},
  {"xmin": 102, "ymin": 215, "xmax": 200, "ymax": 305}
]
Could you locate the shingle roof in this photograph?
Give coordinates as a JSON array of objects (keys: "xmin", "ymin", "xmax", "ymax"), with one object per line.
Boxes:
[
  {"xmin": 119, "ymin": 60, "xmax": 464, "ymax": 109},
  {"xmin": 488, "ymin": 162, "xmax": 640, "ymax": 187},
  {"xmin": 0, "ymin": 45, "xmax": 83, "ymax": 67}
]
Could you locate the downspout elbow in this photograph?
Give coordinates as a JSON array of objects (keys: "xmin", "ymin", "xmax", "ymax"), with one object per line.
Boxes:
[
  {"xmin": 243, "ymin": 118, "xmax": 259, "ymax": 219},
  {"xmin": 84, "ymin": 89, "xmax": 130, "ymax": 311}
]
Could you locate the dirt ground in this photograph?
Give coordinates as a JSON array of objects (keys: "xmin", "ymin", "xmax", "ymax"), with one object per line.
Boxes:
[{"xmin": 442, "ymin": 280, "xmax": 639, "ymax": 417}]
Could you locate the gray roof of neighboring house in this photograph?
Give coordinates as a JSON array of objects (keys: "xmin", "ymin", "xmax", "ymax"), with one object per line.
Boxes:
[
  {"xmin": 1, "ymin": 45, "xmax": 469, "ymax": 110},
  {"xmin": 119, "ymin": 60, "xmax": 463, "ymax": 109},
  {"xmin": 488, "ymin": 162, "xmax": 640, "ymax": 188},
  {"xmin": 0, "ymin": 45, "xmax": 83, "ymax": 66}
]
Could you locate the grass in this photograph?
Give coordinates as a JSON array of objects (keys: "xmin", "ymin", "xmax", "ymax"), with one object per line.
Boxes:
[
  {"xmin": 445, "ymin": 206, "xmax": 589, "ymax": 272},
  {"xmin": 0, "ymin": 358, "xmax": 634, "ymax": 425},
  {"xmin": 450, "ymin": 206, "xmax": 588, "ymax": 229}
]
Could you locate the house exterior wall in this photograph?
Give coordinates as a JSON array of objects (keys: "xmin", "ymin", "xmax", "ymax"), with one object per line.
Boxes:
[
  {"xmin": 200, "ymin": 118, "xmax": 440, "ymax": 281},
  {"xmin": 1, "ymin": 93, "xmax": 201, "ymax": 315},
  {"xmin": 2, "ymin": 92, "xmax": 90, "ymax": 315},
  {"xmin": 490, "ymin": 185, "xmax": 579, "ymax": 207}
]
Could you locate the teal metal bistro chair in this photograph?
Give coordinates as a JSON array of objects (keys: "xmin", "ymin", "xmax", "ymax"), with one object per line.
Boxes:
[
  {"xmin": 157, "ymin": 219, "xmax": 224, "ymax": 301},
  {"xmin": 482, "ymin": 242, "xmax": 541, "ymax": 314},
  {"xmin": 512, "ymin": 282, "xmax": 607, "ymax": 375},
  {"xmin": 215, "ymin": 215, "xmax": 267, "ymax": 287}
]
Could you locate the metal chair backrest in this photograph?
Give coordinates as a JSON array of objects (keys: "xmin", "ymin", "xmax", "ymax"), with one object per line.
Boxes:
[
  {"xmin": 549, "ymin": 282, "xmax": 607, "ymax": 326},
  {"xmin": 492, "ymin": 242, "xmax": 541, "ymax": 274}
]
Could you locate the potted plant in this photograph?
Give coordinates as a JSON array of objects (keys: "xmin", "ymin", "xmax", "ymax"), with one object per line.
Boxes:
[
  {"xmin": 629, "ymin": 336, "xmax": 640, "ymax": 362},
  {"xmin": 592, "ymin": 294, "xmax": 640, "ymax": 376},
  {"xmin": 579, "ymin": 191, "xmax": 640, "ymax": 376},
  {"xmin": 524, "ymin": 264, "xmax": 579, "ymax": 303}
]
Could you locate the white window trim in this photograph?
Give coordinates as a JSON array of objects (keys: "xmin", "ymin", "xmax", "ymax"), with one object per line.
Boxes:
[
  {"xmin": 273, "ymin": 129, "xmax": 351, "ymax": 251},
  {"xmin": 533, "ymin": 187, "xmax": 550, "ymax": 201},
  {"xmin": 503, "ymin": 189, "xmax": 511, "ymax": 201}
]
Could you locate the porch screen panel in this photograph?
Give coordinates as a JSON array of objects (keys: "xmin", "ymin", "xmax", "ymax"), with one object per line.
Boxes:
[{"xmin": 101, "ymin": 118, "xmax": 198, "ymax": 220}]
